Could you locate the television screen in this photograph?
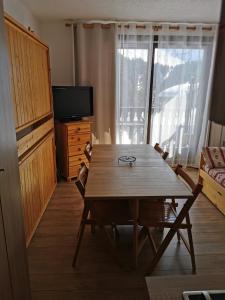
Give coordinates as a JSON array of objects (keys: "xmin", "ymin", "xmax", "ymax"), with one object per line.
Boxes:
[{"xmin": 52, "ymin": 86, "xmax": 93, "ymax": 120}]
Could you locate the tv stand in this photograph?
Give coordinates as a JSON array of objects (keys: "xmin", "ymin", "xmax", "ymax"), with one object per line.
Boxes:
[{"xmin": 55, "ymin": 120, "xmax": 91, "ymax": 181}]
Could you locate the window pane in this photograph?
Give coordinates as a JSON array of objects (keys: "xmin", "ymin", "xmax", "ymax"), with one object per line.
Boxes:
[{"xmin": 116, "ymin": 38, "xmax": 152, "ymax": 144}]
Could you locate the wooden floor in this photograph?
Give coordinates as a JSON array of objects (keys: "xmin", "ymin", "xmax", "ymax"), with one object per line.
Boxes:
[{"xmin": 28, "ymin": 169, "xmax": 225, "ymax": 300}]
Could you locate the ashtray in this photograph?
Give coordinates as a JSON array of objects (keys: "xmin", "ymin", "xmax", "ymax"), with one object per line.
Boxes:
[{"xmin": 118, "ymin": 156, "xmax": 136, "ymax": 167}]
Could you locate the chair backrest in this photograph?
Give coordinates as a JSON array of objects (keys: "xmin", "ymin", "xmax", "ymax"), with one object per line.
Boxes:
[
  {"xmin": 84, "ymin": 142, "xmax": 92, "ymax": 162},
  {"xmin": 154, "ymin": 143, "xmax": 169, "ymax": 160},
  {"xmin": 174, "ymin": 164, "xmax": 203, "ymax": 198},
  {"xmin": 75, "ymin": 163, "xmax": 89, "ymax": 197}
]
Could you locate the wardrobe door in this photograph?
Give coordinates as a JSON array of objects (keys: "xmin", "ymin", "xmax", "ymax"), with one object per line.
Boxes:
[
  {"xmin": 0, "ymin": 1, "xmax": 31, "ymax": 298},
  {"xmin": 5, "ymin": 17, "xmax": 52, "ymax": 131},
  {"xmin": 19, "ymin": 133, "xmax": 56, "ymax": 245}
]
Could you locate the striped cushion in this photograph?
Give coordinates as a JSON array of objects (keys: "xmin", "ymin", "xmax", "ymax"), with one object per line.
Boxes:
[
  {"xmin": 202, "ymin": 147, "xmax": 225, "ymax": 169},
  {"xmin": 204, "ymin": 166, "xmax": 225, "ymax": 188}
]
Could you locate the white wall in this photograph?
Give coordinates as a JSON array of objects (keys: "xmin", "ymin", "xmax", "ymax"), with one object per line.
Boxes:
[
  {"xmin": 40, "ymin": 21, "xmax": 74, "ymax": 86},
  {"xmin": 3, "ymin": 0, "xmax": 40, "ymax": 35},
  {"xmin": 37, "ymin": 1, "xmax": 222, "ymax": 87},
  {"xmin": 209, "ymin": 122, "xmax": 225, "ymax": 146}
]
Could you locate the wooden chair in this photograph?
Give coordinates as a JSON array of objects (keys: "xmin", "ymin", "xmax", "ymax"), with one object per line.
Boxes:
[
  {"xmin": 84, "ymin": 142, "xmax": 92, "ymax": 162},
  {"xmin": 154, "ymin": 143, "xmax": 169, "ymax": 160},
  {"xmin": 72, "ymin": 163, "xmax": 133, "ymax": 268},
  {"xmin": 154, "ymin": 143, "xmax": 181, "ymax": 236},
  {"xmin": 135, "ymin": 164, "xmax": 202, "ymax": 272},
  {"xmin": 154, "ymin": 142, "xmax": 172, "ymax": 228}
]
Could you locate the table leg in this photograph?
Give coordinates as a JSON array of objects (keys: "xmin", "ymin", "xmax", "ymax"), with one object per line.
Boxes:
[
  {"xmin": 146, "ymin": 197, "xmax": 194, "ymax": 275},
  {"xmin": 131, "ymin": 199, "xmax": 139, "ymax": 269}
]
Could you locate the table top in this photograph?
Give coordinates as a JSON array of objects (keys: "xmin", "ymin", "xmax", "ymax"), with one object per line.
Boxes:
[
  {"xmin": 90, "ymin": 144, "xmax": 166, "ymax": 167},
  {"xmin": 145, "ymin": 274, "xmax": 225, "ymax": 300},
  {"xmin": 85, "ymin": 144, "xmax": 193, "ymax": 200}
]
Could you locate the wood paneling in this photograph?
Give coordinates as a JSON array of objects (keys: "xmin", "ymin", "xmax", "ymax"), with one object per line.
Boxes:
[
  {"xmin": 199, "ymin": 169, "xmax": 225, "ymax": 216},
  {"xmin": 5, "ymin": 15, "xmax": 52, "ymax": 131},
  {"xmin": 19, "ymin": 133, "xmax": 56, "ymax": 246},
  {"xmin": 0, "ymin": 3, "xmax": 31, "ymax": 298},
  {"xmin": 17, "ymin": 118, "xmax": 54, "ymax": 157}
]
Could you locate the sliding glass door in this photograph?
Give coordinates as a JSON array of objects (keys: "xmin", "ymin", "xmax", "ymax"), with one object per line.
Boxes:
[
  {"xmin": 150, "ymin": 36, "xmax": 214, "ymax": 166},
  {"xmin": 116, "ymin": 25, "xmax": 215, "ymax": 165},
  {"xmin": 116, "ymin": 26, "xmax": 153, "ymax": 144}
]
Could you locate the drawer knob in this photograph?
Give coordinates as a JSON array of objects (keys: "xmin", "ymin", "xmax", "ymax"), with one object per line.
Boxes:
[
  {"xmin": 79, "ymin": 158, "xmax": 82, "ymax": 161},
  {"xmin": 77, "ymin": 127, "xmax": 81, "ymax": 131},
  {"xmin": 77, "ymin": 138, "xmax": 80, "ymax": 141},
  {"xmin": 78, "ymin": 148, "xmax": 81, "ymax": 151}
]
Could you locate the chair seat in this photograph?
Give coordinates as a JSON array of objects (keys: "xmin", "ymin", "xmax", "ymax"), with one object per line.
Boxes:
[{"xmin": 139, "ymin": 201, "xmax": 190, "ymax": 229}]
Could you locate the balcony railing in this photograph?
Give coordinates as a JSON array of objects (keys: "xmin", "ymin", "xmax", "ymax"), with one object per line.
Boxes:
[{"xmin": 116, "ymin": 107, "xmax": 146, "ymax": 144}]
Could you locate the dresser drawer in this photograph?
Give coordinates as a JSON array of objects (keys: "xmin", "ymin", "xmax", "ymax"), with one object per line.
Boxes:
[
  {"xmin": 68, "ymin": 133, "xmax": 90, "ymax": 146},
  {"xmin": 68, "ymin": 165, "xmax": 80, "ymax": 178},
  {"xmin": 67, "ymin": 143, "xmax": 86, "ymax": 156},
  {"xmin": 68, "ymin": 154, "xmax": 87, "ymax": 166},
  {"xmin": 67, "ymin": 123, "xmax": 91, "ymax": 135}
]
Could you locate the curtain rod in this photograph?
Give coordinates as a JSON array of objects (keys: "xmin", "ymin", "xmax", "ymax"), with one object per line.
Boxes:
[
  {"xmin": 66, "ymin": 19, "xmax": 218, "ymax": 26},
  {"xmin": 73, "ymin": 24, "xmax": 215, "ymax": 31}
]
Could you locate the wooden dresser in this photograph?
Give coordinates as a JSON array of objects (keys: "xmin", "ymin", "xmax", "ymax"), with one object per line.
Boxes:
[{"xmin": 55, "ymin": 120, "xmax": 91, "ymax": 180}]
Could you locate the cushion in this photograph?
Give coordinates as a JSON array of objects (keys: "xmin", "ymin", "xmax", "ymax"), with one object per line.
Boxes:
[
  {"xmin": 202, "ymin": 147, "xmax": 225, "ymax": 169},
  {"xmin": 204, "ymin": 166, "xmax": 225, "ymax": 188}
]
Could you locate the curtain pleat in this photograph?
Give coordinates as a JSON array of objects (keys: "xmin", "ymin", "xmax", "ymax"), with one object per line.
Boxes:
[
  {"xmin": 74, "ymin": 23, "xmax": 116, "ymax": 143},
  {"xmin": 150, "ymin": 30, "xmax": 217, "ymax": 167}
]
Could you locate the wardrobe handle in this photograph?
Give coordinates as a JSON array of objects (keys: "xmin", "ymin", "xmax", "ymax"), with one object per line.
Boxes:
[{"xmin": 0, "ymin": 168, "xmax": 5, "ymax": 173}]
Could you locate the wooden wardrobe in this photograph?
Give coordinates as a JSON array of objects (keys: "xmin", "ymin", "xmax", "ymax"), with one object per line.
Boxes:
[{"xmin": 4, "ymin": 14, "xmax": 56, "ymax": 246}]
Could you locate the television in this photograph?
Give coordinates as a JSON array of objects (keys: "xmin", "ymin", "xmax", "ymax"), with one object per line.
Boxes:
[{"xmin": 52, "ymin": 86, "xmax": 93, "ymax": 121}]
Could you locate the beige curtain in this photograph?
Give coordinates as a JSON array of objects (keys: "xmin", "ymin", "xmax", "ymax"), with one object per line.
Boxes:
[{"xmin": 74, "ymin": 23, "xmax": 116, "ymax": 143}]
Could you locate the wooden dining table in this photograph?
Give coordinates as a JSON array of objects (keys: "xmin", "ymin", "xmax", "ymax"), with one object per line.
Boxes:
[{"xmin": 85, "ymin": 144, "xmax": 194, "ymax": 274}]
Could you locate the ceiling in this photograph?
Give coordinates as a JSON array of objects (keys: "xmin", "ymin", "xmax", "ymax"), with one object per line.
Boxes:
[{"xmin": 21, "ymin": 0, "xmax": 222, "ymax": 23}]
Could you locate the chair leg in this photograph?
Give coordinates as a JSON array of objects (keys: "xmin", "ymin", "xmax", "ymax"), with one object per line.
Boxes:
[
  {"xmin": 112, "ymin": 223, "xmax": 120, "ymax": 241},
  {"xmin": 72, "ymin": 204, "xmax": 89, "ymax": 268},
  {"xmin": 186, "ymin": 213, "xmax": 196, "ymax": 273},
  {"xmin": 91, "ymin": 223, "xmax": 96, "ymax": 234},
  {"xmin": 146, "ymin": 227, "xmax": 157, "ymax": 255},
  {"xmin": 133, "ymin": 222, "xmax": 138, "ymax": 269},
  {"xmin": 172, "ymin": 199, "xmax": 181, "ymax": 243},
  {"xmin": 100, "ymin": 225, "xmax": 123, "ymax": 268},
  {"xmin": 89, "ymin": 211, "xmax": 95, "ymax": 234}
]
